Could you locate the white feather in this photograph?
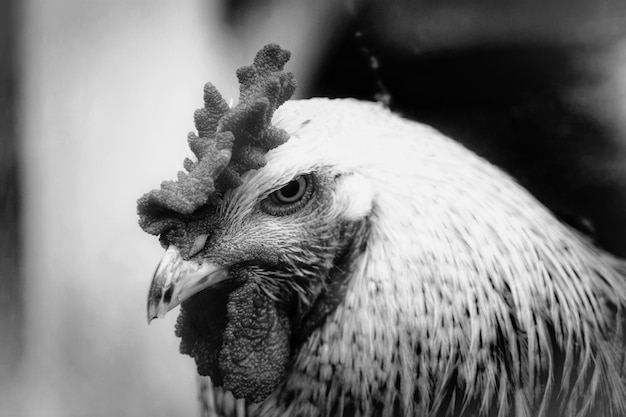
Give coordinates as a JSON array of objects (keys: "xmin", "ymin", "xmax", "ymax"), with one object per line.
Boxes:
[{"xmin": 209, "ymin": 98, "xmax": 626, "ymax": 417}]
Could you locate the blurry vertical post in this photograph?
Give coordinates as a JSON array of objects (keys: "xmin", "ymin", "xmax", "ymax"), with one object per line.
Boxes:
[{"xmin": 0, "ymin": 0, "xmax": 21, "ymax": 395}]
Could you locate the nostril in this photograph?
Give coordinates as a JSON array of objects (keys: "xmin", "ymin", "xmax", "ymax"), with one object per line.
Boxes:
[
  {"xmin": 163, "ymin": 286, "xmax": 174, "ymax": 304},
  {"xmin": 189, "ymin": 233, "xmax": 210, "ymax": 257}
]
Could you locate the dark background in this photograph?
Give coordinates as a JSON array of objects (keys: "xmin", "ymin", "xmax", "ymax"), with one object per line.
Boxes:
[
  {"xmin": 302, "ymin": 1, "xmax": 626, "ymax": 257},
  {"xmin": 0, "ymin": 0, "xmax": 20, "ymax": 384}
]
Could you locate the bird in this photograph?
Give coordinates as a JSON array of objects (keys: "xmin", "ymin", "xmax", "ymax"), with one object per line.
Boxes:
[{"xmin": 138, "ymin": 44, "xmax": 626, "ymax": 417}]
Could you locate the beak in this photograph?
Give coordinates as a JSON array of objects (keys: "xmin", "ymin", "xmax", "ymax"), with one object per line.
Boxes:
[{"xmin": 147, "ymin": 245, "xmax": 227, "ymax": 323}]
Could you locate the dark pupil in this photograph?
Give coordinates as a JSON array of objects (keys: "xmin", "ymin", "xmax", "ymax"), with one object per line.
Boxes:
[{"xmin": 280, "ymin": 180, "xmax": 301, "ymax": 199}]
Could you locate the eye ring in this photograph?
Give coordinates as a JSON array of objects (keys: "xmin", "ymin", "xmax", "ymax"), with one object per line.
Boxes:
[{"xmin": 262, "ymin": 175, "xmax": 313, "ymax": 215}]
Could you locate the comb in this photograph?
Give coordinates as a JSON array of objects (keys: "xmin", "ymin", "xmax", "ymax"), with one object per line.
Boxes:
[{"xmin": 137, "ymin": 44, "xmax": 296, "ymax": 240}]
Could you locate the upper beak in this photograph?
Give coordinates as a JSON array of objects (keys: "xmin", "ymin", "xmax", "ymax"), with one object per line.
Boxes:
[{"xmin": 147, "ymin": 245, "xmax": 227, "ymax": 323}]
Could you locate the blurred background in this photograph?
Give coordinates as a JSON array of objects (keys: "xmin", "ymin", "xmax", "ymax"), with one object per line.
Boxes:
[{"xmin": 1, "ymin": 0, "xmax": 625, "ymax": 415}]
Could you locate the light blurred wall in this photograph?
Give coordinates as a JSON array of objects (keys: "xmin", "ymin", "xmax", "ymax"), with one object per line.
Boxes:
[
  {"xmin": 16, "ymin": 2, "xmax": 218, "ymax": 416},
  {"xmin": 13, "ymin": 0, "xmax": 340, "ymax": 416}
]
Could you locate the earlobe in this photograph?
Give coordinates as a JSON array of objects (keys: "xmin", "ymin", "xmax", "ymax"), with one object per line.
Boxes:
[{"xmin": 333, "ymin": 173, "xmax": 374, "ymax": 221}]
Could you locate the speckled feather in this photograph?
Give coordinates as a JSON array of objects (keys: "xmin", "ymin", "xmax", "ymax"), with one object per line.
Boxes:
[{"xmin": 197, "ymin": 98, "xmax": 626, "ymax": 417}]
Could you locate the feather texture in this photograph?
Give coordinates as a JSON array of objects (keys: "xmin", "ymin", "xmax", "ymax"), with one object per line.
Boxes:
[{"xmin": 189, "ymin": 98, "xmax": 626, "ymax": 417}]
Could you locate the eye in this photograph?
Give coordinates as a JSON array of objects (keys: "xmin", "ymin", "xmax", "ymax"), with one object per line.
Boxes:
[
  {"xmin": 272, "ymin": 176, "xmax": 307, "ymax": 204},
  {"xmin": 262, "ymin": 175, "xmax": 313, "ymax": 215}
]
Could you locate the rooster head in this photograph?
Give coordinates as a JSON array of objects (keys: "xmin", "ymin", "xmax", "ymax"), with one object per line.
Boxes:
[{"xmin": 138, "ymin": 45, "xmax": 372, "ymax": 402}]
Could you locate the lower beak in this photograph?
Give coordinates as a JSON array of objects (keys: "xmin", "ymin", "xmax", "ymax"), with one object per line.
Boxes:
[{"xmin": 147, "ymin": 245, "xmax": 227, "ymax": 323}]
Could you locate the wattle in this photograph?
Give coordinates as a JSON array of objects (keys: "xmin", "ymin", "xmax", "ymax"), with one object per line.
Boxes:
[{"xmin": 176, "ymin": 280, "xmax": 291, "ymax": 402}]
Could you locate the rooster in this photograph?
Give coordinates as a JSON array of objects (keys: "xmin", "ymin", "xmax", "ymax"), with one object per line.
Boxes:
[{"xmin": 138, "ymin": 45, "xmax": 626, "ymax": 417}]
